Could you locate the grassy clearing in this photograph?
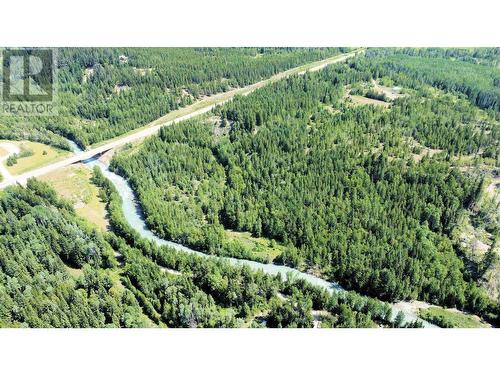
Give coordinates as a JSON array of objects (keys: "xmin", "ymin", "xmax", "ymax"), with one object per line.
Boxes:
[
  {"xmin": 108, "ymin": 268, "xmax": 126, "ymax": 292},
  {"xmin": 406, "ymin": 137, "xmax": 443, "ymax": 162},
  {"xmin": 371, "ymin": 79, "xmax": 404, "ymax": 100},
  {"xmin": 419, "ymin": 306, "xmax": 488, "ymax": 328},
  {"xmin": 225, "ymin": 230, "xmax": 285, "ymax": 263},
  {"xmin": 66, "ymin": 264, "xmax": 124, "ymax": 293},
  {"xmin": 0, "ymin": 147, "xmax": 7, "ymax": 158},
  {"xmin": 344, "ymin": 78, "xmax": 404, "ymax": 109},
  {"xmin": 40, "ymin": 164, "xmax": 109, "ymax": 231},
  {"xmin": 4, "ymin": 140, "xmax": 70, "ymax": 175},
  {"xmin": 65, "ymin": 265, "xmax": 84, "ymax": 279},
  {"xmin": 348, "ymin": 95, "xmax": 390, "ymax": 108}
]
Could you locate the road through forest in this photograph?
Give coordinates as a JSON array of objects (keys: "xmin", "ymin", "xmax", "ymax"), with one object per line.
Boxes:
[
  {"xmin": 0, "ymin": 49, "xmax": 363, "ymax": 189},
  {"xmin": 1, "ymin": 48, "xmax": 436, "ymax": 327}
]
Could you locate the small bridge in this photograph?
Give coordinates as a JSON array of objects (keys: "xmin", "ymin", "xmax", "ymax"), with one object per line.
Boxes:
[{"xmin": 0, "ymin": 50, "xmax": 362, "ymax": 190}]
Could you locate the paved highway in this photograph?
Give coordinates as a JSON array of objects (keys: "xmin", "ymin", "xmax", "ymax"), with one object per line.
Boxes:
[{"xmin": 0, "ymin": 49, "xmax": 363, "ymax": 189}]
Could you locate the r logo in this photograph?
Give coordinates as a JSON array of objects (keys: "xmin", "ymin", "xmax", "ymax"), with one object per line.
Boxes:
[{"xmin": 2, "ymin": 48, "xmax": 54, "ymax": 102}]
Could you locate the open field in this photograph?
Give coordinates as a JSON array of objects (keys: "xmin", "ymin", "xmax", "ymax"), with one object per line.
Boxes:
[
  {"xmin": 486, "ymin": 176, "xmax": 500, "ymax": 203},
  {"xmin": 419, "ymin": 306, "xmax": 489, "ymax": 328},
  {"xmin": 40, "ymin": 164, "xmax": 109, "ymax": 231},
  {"xmin": 225, "ymin": 230, "xmax": 285, "ymax": 263},
  {"xmin": 371, "ymin": 79, "xmax": 404, "ymax": 100},
  {"xmin": 64, "ymin": 265, "xmax": 84, "ymax": 279},
  {"xmin": 395, "ymin": 301, "xmax": 491, "ymax": 328},
  {"xmin": 406, "ymin": 137, "xmax": 443, "ymax": 162},
  {"xmin": 3, "ymin": 140, "xmax": 70, "ymax": 175},
  {"xmin": 348, "ymin": 95, "xmax": 390, "ymax": 107},
  {"xmin": 344, "ymin": 79, "xmax": 403, "ymax": 108}
]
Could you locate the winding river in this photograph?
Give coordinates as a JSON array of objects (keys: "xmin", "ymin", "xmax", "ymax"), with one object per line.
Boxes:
[{"xmin": 67, "ymin": 141, "xmax": 435, "ymax": 328}]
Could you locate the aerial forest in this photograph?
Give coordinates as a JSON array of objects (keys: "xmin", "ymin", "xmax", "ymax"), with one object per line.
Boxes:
[{"xmin": 1, "ymin": 48, "xmax": 499, "ymax": 327}]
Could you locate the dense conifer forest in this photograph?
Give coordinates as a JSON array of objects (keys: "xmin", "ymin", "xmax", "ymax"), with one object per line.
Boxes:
[
  {"xmin": 365, "ymin": 49, "xmax": 500, "ymax": 112},
  {"xmin": 0, "ymin": 48, "xmax": 347, "ymax": 148},
  {"xmin": 1, "ymin": 48, "xmax": 499, "ymax": 327},
  {"xmin": 110, "ymin": 51, "xmax": 499, "ymax": 323},
  {"xmin": 0, "ymin": 176, "xmax": 401, "ymax": 328}
]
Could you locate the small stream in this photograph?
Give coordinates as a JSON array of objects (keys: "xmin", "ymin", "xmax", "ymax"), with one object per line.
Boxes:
[{"xmin": 68, "ymin": 140, "xmax": 435, "ymax": 328}]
